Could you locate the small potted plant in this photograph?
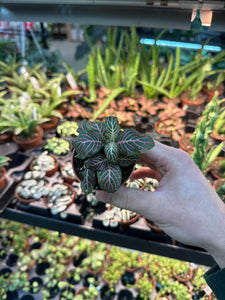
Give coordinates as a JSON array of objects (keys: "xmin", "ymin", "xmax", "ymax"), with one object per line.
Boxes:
[
  {"xmin": 8, "ymin": 270, "xmax": 28, "ymax": 291},
  {"xmin": 55, "ymin": 246, "xmax": 73, "ymax": 265},
  {"xmin": 72, "ymin": 116, "xmax": 154, "ymax": 194},
  {"xmin": 15, "ymin": 170, "xmax": 49, "ymax": 204},
  {"xmin": 210, "ymin": 105, "xmax": 225, "ymax": 141},
  {"xmin": 17, "ymin": 253, "xmax": 35, "ymax": 272},
  {"xmin": 44, "ymin": 137, "xmax": 70, "ymax": 155},
  {"xmin": 61, "ymin": 234, "xmax": 80, "ymax": 249},
  {"xmin": 30, "ymin": 151, "xmax": 59, "ymax": 177},
  {"xmin": 0, "ymin": 156, "xmax": 11, "ymax": 189},
  {"xmin": 74, "ymin": 285, "xmax": 98, "ymax": 299},
  {"xmin": 202, "ymin": 72, "xmax": 225, "ymax": 102},
  {"xmin": 81, "ymin": 251, "xmax": 105, "ymax": 274},
  {"xmin": 43, "ymin": 183, "xmax": 75, "ymax": 215},
  {"xmin": 136, "ymin": 272, "xmax": 156, "ymax": 300},
  {"xmin": 0, "ymin": 104, "xmax": 48, "ymax": 150},
  {"xmin": 192, "ymin": 267, "xmax": 209, "ymax": 298},
  {"xmin": 58, "ymin": 281, "xmax": 75, "ymax": 300},
  {"xmin": 0, "ymin": 274, "xmax": 8, "ymax": 299},
  {"xmin": 57, "ymin": 121, "xmax": 79, "ymax": 138},
  {"xmin": 172, "ymin": 260, "xmax": 193, "ymax": 283},
  {"xmin": 102, "ymin": 260, "xmax": 124, "ymax": 289},
  {"xmin": 61, "ymin": 161, "xmax": 80, "ymax": 184},
  {"xmin": 214, "ymin": 179, "xmax": 225, "ymax": 201}
]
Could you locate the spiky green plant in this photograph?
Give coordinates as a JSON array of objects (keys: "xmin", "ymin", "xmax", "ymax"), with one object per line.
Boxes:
[
  {"xmin": 191, "ymin": 95, "xmax": 224, "ymax": 172},
  {"xmin": 72, "ymin": 116, "xmax": 154, "ymax": 193},
  {"xmin": 84, "ymin": 55, "xmax": 96, "ymax": 103}
]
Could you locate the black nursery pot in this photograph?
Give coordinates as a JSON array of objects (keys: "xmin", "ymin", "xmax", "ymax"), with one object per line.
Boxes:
[
  {"xmin": 0, "ymin": 267, "xmax": 12, "ymax": 278},
  {"xmin": 122, "ymin": 271, "xmax": 136, "ymax": 287},
  {"xmin": 6, "ymin": 253, "xmax": 18, "ymax": 267},
  {"xmin": 100, "ymin": 284, "xmax": 116, "ymax": 300},
  {"xmin": 35, "ymin": 262, "xmax": 51, "ymax": 276},
  {"xmin": 7, "ymin": 290, "xmax": 18, "ymax": 300},
  {"xmin": 29, "ymin": 276, "xmax": 43, "ymax": 294},
  {"xmin": 118, "ymin": 289, "xmax": 134, "ymax": 300},
  {"xmin": 83, "ymin": 273, "xmax": 98, "ymax": 287},
  {"xmin": 20, "ymin": 295, "xmax": 35, "ymax": 300},
  {"xmin": 72, "ymin": 150, "xmax": 134, "ymax": 191}
]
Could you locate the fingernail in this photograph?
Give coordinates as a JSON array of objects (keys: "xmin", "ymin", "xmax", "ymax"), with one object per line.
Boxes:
[{"xmin": 95, "ymin": 191, "xmax": 111, "ymax": 203}]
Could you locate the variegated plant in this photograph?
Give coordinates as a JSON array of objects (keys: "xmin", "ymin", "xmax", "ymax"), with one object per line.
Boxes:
[{"xmin": 72, "ymin": 116, "xmax": 154, "ymax": 194}]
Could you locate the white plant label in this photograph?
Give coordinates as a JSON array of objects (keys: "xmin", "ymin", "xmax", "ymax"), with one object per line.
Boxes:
[
  {"xmin": 20, "ymin": 66, "xmax": 30, "ymax": 79},
  {"xmin": 32, "ymin": 106, "xmax": 37, "ymax": 120},
  {"xmin": 30, "ymin": 77, "xmax": 40, "ymax": 90},
  {"xmin": 66, "ymin": 72, "xmax": 77, "ymax": 89},
  {"xmin": 19, "ymin": 92, "xmax": 31, "ymax": 109}
]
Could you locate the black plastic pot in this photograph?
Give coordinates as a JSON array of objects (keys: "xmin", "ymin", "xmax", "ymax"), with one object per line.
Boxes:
[
  {"xmin": 48, "ymin": 286, "xmax": 59, "ymax": 299},
  {"xmin": 122, "ymin": 271, "xmax": 136, "ymax": 287},
  {"xmin": 35, "ymin": 262, "xmax": 51, "ymax": 276},
  {"xmin": 83, "ymin": 273, "xmax": 98, "ymax": 287},
  {"xmin": 6, "ymin": 290, "xmax": 18, "ymax": 300},
  {"xmin": 20, "ymin": 295, "xmax": 35, "ymax": 300},
  {"xmin": 0, "ymin": 248, "xmax": 7, "ymax": 260},
  {"xmin": 0, "ymin": 267, "xmax": 12, "ymax": 278},
  {"xmin": 29, "ymin": 276, "xmax": 43, "ymax": 294},
  {"xmin": 6, "ymin": 253, "xmax": 18, "ymax": 267},
  {"xmin": 100, "ymin": 284, "xmax": 116, "ymax": 300},
  {"xmin": 73, "ymin": 252, "xmax": 87, "ymax": 267},
  {"xmin": 118, "ymin": 289, "xmax": 134, "ymax": 300},
  {"xmin": 29, "ymin": 242, "xmax": 42, "ymax": 251},
  {"xmin": 67, "ymin": 269, "xmax": 81, "ymax": 285},
  {"xmin": 60, "ymin": 287, "xmax": 76, "ymax": 300}
]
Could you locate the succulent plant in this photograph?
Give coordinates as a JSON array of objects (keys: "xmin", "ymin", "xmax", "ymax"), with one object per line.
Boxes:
[
  {"xmin": 44, "ymin": 137, "xmax": 70, "ymax": 155},
  {"xmin": 72, "ymin": 116, "xmax": 154, "ymax": 193},
  {"xmin": 31, "ymin": 151, "xmax": 56, "ymax": 173}
]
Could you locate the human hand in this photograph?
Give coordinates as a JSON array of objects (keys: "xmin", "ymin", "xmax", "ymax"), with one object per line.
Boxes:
[{"xmin": 96, "ymin": 141, "xmax": 225, "ymax": 268}]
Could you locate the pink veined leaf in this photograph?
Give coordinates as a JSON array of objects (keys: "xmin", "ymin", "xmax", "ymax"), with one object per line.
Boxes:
[
  {"xmin": 77, "ymin": 119, "xmax": 88, "ymax": 133},
  {"xmin": 97, "ymin": 165, "xmax": 122, "ymax": 193},
  {"xmin": 81, "ymin": 168, "xmax": 96, "ymax": 194},
  {"xmin": 117, "ymin": 129, "xmax": 155, "ymax": 155},
  {"xmin": 85, "ymin": 154, "xmax": 108, "ymax": 170},
  {"xmin": 104, "ymin": 142, "xmax": 118, "ymax": 163},
  {"xmin": 87, "ymin": 121, "xmax": 105, "ymax": 136},
  {"xmin": 117, "ymin": 154, "xmax": 139, "ymax": 167},
  {"xmin": 104, "ymin": 116, "xmax": 120, "ymax": 141},
  {"xmin": 72, "ymin": 131, "xmax": 103, "ymax": 158}
]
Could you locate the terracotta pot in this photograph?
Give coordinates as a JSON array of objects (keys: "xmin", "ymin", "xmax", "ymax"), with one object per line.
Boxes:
[
  {"xmin": 154, "ymin": 121, "xmax": 172, "ymax": 137},
  {"xmin": 40, "ymin": 116, "xmax": 59, "ymax": 131},
  {"xmin": 60, "ymin": 234, "xmax": 80, "ymax": 249},
  {"xmin": 172, "ymin": 267, "xmax": 193, "ymax": 283},
  {"xmin": 210, "ymin": 131, "xmax": 225, "ymax": 142},
  {"xmin": 154, "ymin": 295, "xmax": 173, "ymax": 300},
  {"xmin": 15, "ymin": 190, "xmax": 40, "ymax": 204},
  {"xmin": 202, "ymin": 83, "xmax": 224, "ymax": 102},
  {"xmin": 180, "ymin": 91, "xmax": 206, "ymax": 107},
  {"xmin": 0, "ymin": 132, "xmax": 12, "ymax": 144},
  {"xmin": 119, "ymin": 213, "xmax": 139, "ymax": 231},
  {"xmin": 86, "ymin": 263, "xmax": 104, "ymax": 275},
  {"xmin": 131, "ymin": 167, "xmax": 161, "ymax": 182},
  {"xmin": 209, "ymin": 157, "xmax": 225, "ymax": 179},
  {"xmin": 61, "ymin": 162, "xmax": 81, "ymax": 185},
  {"xmin": 74, "ymin": 287, "xmax": 96, "ymax": 300},
  {"xmin": 30, "ymin": 155, "xmax": 59, "ymax": 177},
  {"xmin": 143, "ymin": 217, "xmax": 165, "ymax": 234},
  {"xmin": 213, "ymin": 178, "xmax": 225, "ymax": 191},
  {"xmin": 13, "ymin": 126, "xmax": 44, "ymax": 151},
  {"xmin": 57, "ymin": 254, "xmax": 74, "ymax": 265},
  {"xmin": 136, "ymin": 272, "xmax": 156, "ymax": 291},
  {"xmin": 178, "ymin": 133, "xmax": 195, "ymax": 154},
  {"xmin": 125, "ymin": 257, "xmax": 142, "ymax": 272},
  {"xmin": 43, "ymin": 183, "xmax": 75, "ymax": 209},
  {"xmin": 0, "ymin": 167, "xmax": 6, "ymax": 189},
  {"xmin": 17, "ymin": 259, "xmax": 36, "ymax": 272}
]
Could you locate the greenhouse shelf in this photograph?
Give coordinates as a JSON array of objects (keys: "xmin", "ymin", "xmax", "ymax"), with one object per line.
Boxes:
[{"xmin": 0, "ymin": 205, "xmax": 215, "ymax": 267}]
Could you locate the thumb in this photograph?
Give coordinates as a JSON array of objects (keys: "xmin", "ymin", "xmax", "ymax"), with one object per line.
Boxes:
[{"xmin": 96, "ymin": 186, "xmax": 163, "ymax": 218}]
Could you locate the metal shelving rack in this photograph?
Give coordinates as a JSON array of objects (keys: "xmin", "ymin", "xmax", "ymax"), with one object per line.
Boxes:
[{"xmin": 0, "ymin": 0, "xmax": 224, "ymax": 266}]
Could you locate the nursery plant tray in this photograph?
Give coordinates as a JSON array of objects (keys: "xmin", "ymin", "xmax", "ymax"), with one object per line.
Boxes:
[{"xmin": 0, "ymin": 206, "xmax": 216, "ymax": 267}]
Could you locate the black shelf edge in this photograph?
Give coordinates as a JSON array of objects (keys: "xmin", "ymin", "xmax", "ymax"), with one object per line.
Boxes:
[{"xmin": 0, "ymin": 207, "xmax": 216, "ymax": 267}]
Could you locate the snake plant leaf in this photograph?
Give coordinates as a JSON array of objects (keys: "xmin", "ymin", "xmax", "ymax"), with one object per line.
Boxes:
[
  {"xmin": 104, "ymin": 116, "xmax": 120, "ymax": 141},
  {"xmin": 85, "ymin": 154, "xmax": 108, "ymax": 171},
  {"xmin": 117, "ymin": 154, "xmax": 138, "ymax": 167},
  {"xmin": 81, "ymin": 168, "xmax": 96, "ymax": 194},
  {"xmin": 97, "ymin": 165, "xmax": 122, "ymax": 193},
  {"xmin": 87, "ymin": 121, "xmax": 106, "ymax": 136},
  {"xmin": 72, "ymin": 131, "xmax": 103, "ymax": 158},
  {"xmin": 117, "ymin": 129, "xmax": 155, "ymax": 155},
  {"xmin": 77, "ymin": 119, "xmax": 88, "ymax": 133},
  {"xmin": 104, "ymin": 142, "xmax": 118, "ymax": 163}
]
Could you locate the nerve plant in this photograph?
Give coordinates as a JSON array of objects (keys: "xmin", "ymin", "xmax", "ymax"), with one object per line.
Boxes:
[{"xmin": 72, "ymin": 116, "xmax": 154, "ymax": 193}]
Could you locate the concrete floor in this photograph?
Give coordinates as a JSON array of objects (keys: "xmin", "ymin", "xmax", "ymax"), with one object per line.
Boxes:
[{"xmin": 49, "ymin": 39, "xmax": 88, "ymax": 72}]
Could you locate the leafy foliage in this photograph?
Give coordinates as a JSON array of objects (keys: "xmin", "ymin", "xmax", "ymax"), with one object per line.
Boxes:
[{"xmin": 72, "ymin": 116, "xmax": 154, "ymax": 193}]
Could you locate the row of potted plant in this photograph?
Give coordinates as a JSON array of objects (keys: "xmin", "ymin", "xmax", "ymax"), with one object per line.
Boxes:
[{"xmin": 0, "ymin": 219, "xmax": 215, "ymax": 300}]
